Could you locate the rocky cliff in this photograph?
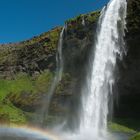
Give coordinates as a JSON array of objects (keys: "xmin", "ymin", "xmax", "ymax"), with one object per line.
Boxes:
[
  {"xmin": 0, "ymin": 10, "xmax": 100, "ymax": 125},
  {"xmin": 114, "ymin": 0, "xmax": 140, "ymax": 130}
]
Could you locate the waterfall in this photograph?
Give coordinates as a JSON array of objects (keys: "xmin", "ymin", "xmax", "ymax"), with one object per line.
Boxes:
[
  {"xmin": 61, "ymin": 1, "xmax": 127, "ymax": 140},
  {"xmin": 79, "ymin": 0, "xmax": 127, "ymax": 137},
  {"xmin": 39, "ymin": 26, "xmax": 65, "ymax": 125},
  {"xmin": 82, "ymin": 17, "xmax": 85, "ymax": 26},
  {"xmin": 56, "ymin": 26, "xmax": 65, "ymax": 82}
]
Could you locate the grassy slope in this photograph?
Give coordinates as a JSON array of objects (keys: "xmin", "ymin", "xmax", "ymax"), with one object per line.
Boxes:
[
  {"xmin": 0, "ymin": 28, "xmax": 60, "ymax": 124},
  {"xmin": 108, "ymin": 122, "xmax": 136, "ymax": 134},
  {"xmin": 0, "ymin": 70, "xmax": 53, "ymax": 124},
  {"xmin": 130, "ymin": 133, "xmax": 140, "ymax": 140}
]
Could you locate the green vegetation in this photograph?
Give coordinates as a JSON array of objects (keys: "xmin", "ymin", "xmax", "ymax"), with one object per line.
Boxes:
[
  {"xmin": 35, "ymin": 70, "xmax": 53, "ymax": 93},
  {"xmin": 20, "ymin": 27, "xmax": 61, "ymax": 47},
  {"xmin": 86, "ymin": 11, "xmax": 100, "ymax": 23},
  {"xmin": 0, "ymin": 104, "xmax": 27, "ymax": 124},
  {"xmin": 0, "ymin": 27, "xmax": 61, "ymax": 78},
  {"xmin": 65, "ymin": 11, "xmax": 100, "ymax": 25},
  {"xmin": 130, "ymin": 133, "xmax": 140, "ymax": 140},
  {"xmin": 0, "ymin": 32, "xmax": 59, "ymax": 124},
  {"xmin": 108, "ymin": 122, "xmax": 136, "ymax": 134},
  {"xmin": 0, "ymin": 70, "xmax": 53, "ymax": 124},
  {"xmin": 0, "ymin": 25, "xmax": 64, "ymax": 126},
  {"xmin": 43, "ymin": 28, "xmax": 62, "ymax": 53},
  {"xmin": 0, "ymin": 71, "xmax": 73, "ymax": 125},
  {"xmin": 0, "ymin": 70, "xmax": 53, "ymax": 100},
  {"xmin": 113, "ymin": 118, "xmax": 140, "ymax": 131},
  {"xmin": 55, "ymin": 73, "xmax": 72, "ymax": 95}
]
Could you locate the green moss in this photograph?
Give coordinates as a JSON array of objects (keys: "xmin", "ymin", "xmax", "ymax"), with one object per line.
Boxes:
[
  {"xmin": 35, "ymin": 70, "xmax": 53, "ymax": 93},
  {"xmin": 55, "ymin": 73, "xmax": 72, "ymax": 95},
  {"xmin": 108, "ymin": 122, "xmax": 136, "ymax": 134},
  {"xmin": 21, "ymin": 27, "xmax": 61, "ymax": 46},
  {"xmin": 0, "ymin": 80, "xmax": 11, "ymax": 101},
  {"xmin": 130, "ymin": 133, "xmax": 140, "ymax": 140},
  {"xmin": 10, "ymin": 73, "xmax": 33, "ymax": 94},
  {"xmin": 0, "ymin": 27, "xmax": 61, "ymax": 75},
  {"xmin": 113, "ymin": 118, "xmax": 140, "ymax": 131},
  {"xmin": 0, "ymin": 103, "xmax": 27, "ymax": 124},
  {"xmin": 65, "ymin": 11, "xmax": 100, "ymax": 25},
  {"xmin": 0, "ymin": 70, "xmax": 54, "ymax": 124},
  {"xmin": 0, "ymin": 70, "xmax": 53, "ymax": 99},
  {"xmin": 86, "ymin": 11, "xmax": 100, "ymax": 23},
  {"xmin": 0, "ymin": 73, "xmax": 34, "ymax": 102},
  {"xmin": 46, "ymin": 30, "xmax": 60, "ymax": 51}
]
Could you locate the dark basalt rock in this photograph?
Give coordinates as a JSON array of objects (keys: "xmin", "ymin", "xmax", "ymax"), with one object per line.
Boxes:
[{"xmin": 114, "ymin": 0, "xmax": 140, "ymax": 129}]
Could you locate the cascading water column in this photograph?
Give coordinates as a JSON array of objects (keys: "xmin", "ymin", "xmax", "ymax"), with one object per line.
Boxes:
[
  {"xmin": 79, "ymin": 0, "xmax": 127, "ymax": 138},
  {"xmin": 38, "ymin": 26, "xmax": 65, "ymax": 125}
]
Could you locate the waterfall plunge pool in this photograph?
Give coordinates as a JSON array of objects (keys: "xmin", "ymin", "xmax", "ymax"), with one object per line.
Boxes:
[
  {"xmin": 0, "ymin": 126, "xmax": 58, "ymax": 140},
  {"xmin": 0, "ymin": 126, "xmax": 132, "ymax": 140}
]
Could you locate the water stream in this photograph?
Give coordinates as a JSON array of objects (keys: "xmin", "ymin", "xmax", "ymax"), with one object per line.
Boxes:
[
  {"xmin": 38, "ymin": 26, "xmax": 65, "ymax": 125},
  {"xmin": 62, "ymin": 0, "xmax": 127, "ymax": 139}
]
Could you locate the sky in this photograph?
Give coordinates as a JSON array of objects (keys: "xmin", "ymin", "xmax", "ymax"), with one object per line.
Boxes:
[{"xmin": 0, "ymin": 0, "xmax": 109, "ymax": 44}]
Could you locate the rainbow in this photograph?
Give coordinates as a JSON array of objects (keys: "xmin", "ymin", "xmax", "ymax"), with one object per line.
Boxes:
[{"xmin": 0, "ymin": 125, "xmax": 61, "ymax": 140}]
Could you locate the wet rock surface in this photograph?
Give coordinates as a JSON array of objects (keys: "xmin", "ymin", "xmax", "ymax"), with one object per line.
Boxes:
[{"xmin": 114, "ymin": 0, "xmax": 140, "ymax": 126}]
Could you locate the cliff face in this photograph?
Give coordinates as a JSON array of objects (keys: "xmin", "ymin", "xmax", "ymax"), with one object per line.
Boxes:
[
  {"xmin": 115, "ymin": 0, "xmax": 140, "ymax": 127},
  {"xmin": 112, "ymin": 0, "xmax": 140, "ymax": 130},
  {"xmin": 0, "ymin": 27, "xmax": 62, "ymax": 78},
  {"xmin": 0, "ymin": 27, "xmax": 62, "ymax": 124},
  {"xmin": 0, "ymin": 11, "xmax": 100, "ymax": 125},
  {"xmin": 50, "ymin": 12, "xmax": 100, "ymax": 127},
  {"xmin": 0, "ymin": 0, "xmax": 139, "ymax": 128}
]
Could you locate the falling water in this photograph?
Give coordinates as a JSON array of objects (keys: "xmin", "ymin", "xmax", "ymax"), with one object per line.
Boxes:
[
  {"xmin": 82, "ymin": 17, "xmax": 85, "ymax": 26},
  {"xmin": 39, "ymin": 26, "xmax": 65, "ymax": 125},
  {"xmin": 79, "ymin": 0, "xmax": 127, "ymax": 138},
  {"xmin": 60, "ymin": 1, "xmax": 127, "ymax": 140}
]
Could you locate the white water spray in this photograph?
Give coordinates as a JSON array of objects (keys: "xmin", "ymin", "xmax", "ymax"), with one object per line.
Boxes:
[
  {"xmin": 82, "ymin": 17, "xmax": 86, "ymax": 26},
  {"xmin": 79, "ymin": 0, "xmax": 127, "ymax": 138}
]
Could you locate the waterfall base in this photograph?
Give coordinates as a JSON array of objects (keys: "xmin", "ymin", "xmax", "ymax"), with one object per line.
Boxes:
[
  {"xmin": 0, "ymin": 127, "xmax": 57, "ymax": 140},
  {"xmin": 0, "ymin": 126, "xmax": 131, "ymax": 140},
  {"xmin": 60, "ymin": 128, "xmax": 130, "ymax": 140}
]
